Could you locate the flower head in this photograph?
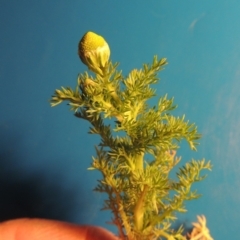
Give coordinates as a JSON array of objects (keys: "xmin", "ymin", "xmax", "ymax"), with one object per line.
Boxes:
[
  {"xmin": 188, "ymin": 215, "xmax": 213, "ymax": 240},
  {"xmin": 78, "ymin": 31, "xmax": 110, "ymax": 75}
]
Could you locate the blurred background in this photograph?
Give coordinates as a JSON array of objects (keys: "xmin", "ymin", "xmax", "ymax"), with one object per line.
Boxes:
[{"xmin": 1, "ymin": 1, "xmax": 240, "ymax": 239}]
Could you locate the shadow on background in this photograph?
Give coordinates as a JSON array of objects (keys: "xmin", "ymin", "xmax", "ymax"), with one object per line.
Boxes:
[{"xmin": 0, "ymin": 124, "xmax": 86, "ymax": 223}]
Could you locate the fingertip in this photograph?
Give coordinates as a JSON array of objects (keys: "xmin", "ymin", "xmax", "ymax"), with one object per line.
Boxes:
[
  {"xmin": 0, "ymin": 218, "xmax": 119, "ymax": 240},
  {"xmin": 85, "ymin": 225, "xmax": 120, "ymax": 240}
]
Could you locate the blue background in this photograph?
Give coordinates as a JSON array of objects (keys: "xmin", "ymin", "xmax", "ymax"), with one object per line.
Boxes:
[{"xmin": 1, "ymin": 1, "xmax": 240, "ymax": 239}]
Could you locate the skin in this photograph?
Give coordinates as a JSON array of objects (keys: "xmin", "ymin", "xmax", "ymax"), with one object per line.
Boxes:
[{"xmin": 0, "ymin": 218, "xmax": 120, "ymax": 240}]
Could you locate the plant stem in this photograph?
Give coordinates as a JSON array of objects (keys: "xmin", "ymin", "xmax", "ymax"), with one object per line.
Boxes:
[
  {"xmin": 135, "ymin": 152, "xmax": 144, "ymax": 171},
  {"xmin": 133, "ymin": 184, "xmax": 148, "ymax": 232}
]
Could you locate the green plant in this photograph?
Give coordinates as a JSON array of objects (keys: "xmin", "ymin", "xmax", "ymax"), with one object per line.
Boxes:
[{"xmin": 50, "ymin": 32, "xmax": 213, "ymax": 240}]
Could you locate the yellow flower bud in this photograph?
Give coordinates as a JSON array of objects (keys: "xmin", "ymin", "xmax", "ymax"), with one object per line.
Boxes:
[{"xmin": 78, "ymin": 31, "xmax": 110, "ymax": 75}]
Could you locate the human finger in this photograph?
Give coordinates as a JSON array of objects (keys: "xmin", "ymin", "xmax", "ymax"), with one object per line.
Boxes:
[{"xmin": 0, "ymin": 218, "xmax": 119, "ymax": 240}]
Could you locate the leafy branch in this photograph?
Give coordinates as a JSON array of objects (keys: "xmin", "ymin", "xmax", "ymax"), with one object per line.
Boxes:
[{"xmin": 50, "ymin": 31, "xmax": 212, "ymax": 240}]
